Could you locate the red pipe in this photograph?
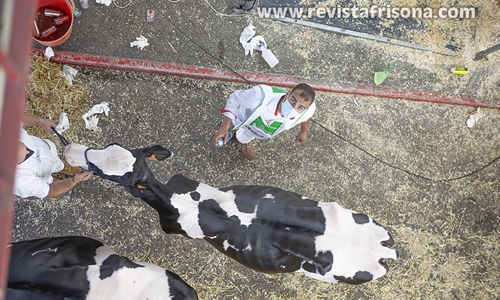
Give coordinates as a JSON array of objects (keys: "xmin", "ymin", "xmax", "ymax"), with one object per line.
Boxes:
[{"xmin": 32, "ymin": 48, "xmax": 499, "ymax": 109}]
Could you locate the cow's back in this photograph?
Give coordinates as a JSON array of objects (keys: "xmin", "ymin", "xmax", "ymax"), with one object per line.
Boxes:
[{"xmin": 7, "ymin": 236, "xmax": 198, "ymax": 300}]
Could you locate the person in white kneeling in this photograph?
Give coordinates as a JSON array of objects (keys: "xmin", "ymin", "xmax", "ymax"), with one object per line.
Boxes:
[
  {"xmin": 14, "ymin": 113, "xmax": 92, "ymax": 199},
  {"xmin": 212, "ymin": 83, "xmax": 316, "ymax": 160}
]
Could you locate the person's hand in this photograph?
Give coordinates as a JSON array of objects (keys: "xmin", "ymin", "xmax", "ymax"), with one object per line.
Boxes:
[
  {"xmin": 38, "ymin": 118, "xmax": 56, "ymax": 134},
  {"xmin": 294, "ymin": 131, "xmax": 307, "ymax": 143},
  {"xmin": 73, "ymin": 170, "xmax": 92, "ymax": 183},
  {"xmin": 212, "ymin": 127, "xmax": 230, "ymax": 146}
]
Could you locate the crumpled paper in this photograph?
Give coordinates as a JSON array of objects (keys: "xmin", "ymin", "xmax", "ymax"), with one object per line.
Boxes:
[
  {"xmin": 55, "ymin": 112, "xmax": 70, "ymax": 133},
  {"xmin": 62, "ymin": 65, "xmax": 78, "ymax": 85},
  {"xmin": 239, "ymin": 23, "xmax": 255, "ymax": 47},
  {"xmin": 82, "ymin": 102, "xmax": 110, "ymax": 131},
  {"xmin": 44, "ymin": 46, "xmax": 54, "ymax": 59},
  {"xmin": 239, "ymin": 23, "xmax": 268, "ymax": 56},
  {"xmin": 466, "ymin": 108, "xmax": 485, "ymax": 128},
  {"xmin": 130, "ymin": 35, "xmax": 149, "ymax": 50},
  {"xmin": 96, "ymin": 0, "xmax": 112, "ymax": 6}
]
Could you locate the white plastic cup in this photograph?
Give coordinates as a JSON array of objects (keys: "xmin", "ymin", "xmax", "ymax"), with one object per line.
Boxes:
[{"xmin": 261, "ymin": 48, "xmax": 279, "ymax": 68}]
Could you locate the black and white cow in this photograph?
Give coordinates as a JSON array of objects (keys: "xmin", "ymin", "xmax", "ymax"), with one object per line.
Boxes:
[
  {"xmin": 7, "ymin": 236, "xmax": 198, "ymax": 300},
  {"xmin": 65, "ymin": 143, "xmax": 398, "ymax": 284}
]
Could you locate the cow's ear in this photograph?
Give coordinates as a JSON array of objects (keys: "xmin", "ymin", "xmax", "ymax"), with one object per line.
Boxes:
[{"xmin": 142, "ymin": 145, "xmax": 172, "ymax": 161}]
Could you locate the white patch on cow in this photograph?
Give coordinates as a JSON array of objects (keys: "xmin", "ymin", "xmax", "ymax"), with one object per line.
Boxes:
[
  {"xmin": 301, "ymin": 202, "xmax": 397, "ymax": 282},
  {"xmin": 222, "ymin": 239, "xmax": 239, "ymax": 252},
  {"xmin": 64, "ymin": 143, "xmax": 90, "ymax": 169},
  {"xmin": 243, "ymin": 243, "xmax": 252, "ymax": 251},
  {"xmin": 86, "ymin": 246, "xmax": 174, "ymax": 300},
  {"xmin": 64, "ymin": 143, "xmax": 135, "ymax": 176},
  {"xmin": 222, "ymin": 240, "xmax": 230, "ymax": 251},
  {"xmin": 205, "ymin": 188, "xmax": 256, "ymax": 227},
  {"xmin": 263, "ymin": 193, "xmax": 275, "ymax": 199},
  {"xmin": 170, "ymin": 184, "xmax": 258, "ymax": 239},
  {"xmin": 170, "ymin": 192, "xmax": 205, "ymax": 238},
  {"xmin": 87, "ymin": 146, "xmax": 136, "ymax": 176},
  {"xmin": 31, "ymin": 247, "xmax": 58, "ymax": 256}
]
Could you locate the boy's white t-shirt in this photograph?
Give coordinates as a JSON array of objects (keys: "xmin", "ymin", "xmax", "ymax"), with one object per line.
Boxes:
[
  {"xmin": 221, "ymin": 85, "xmax": 316, "ymax": 143},
  {"xmin": 14, "ymin": 128, "xmax": 64, "ymax": 198}
]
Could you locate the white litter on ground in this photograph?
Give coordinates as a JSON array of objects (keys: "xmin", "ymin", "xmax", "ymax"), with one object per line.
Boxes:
[
  {"xmin": 55, "ymin": 112, "xmax": 70, "ymax": 133},
  {"xmin": 238, "ymin": 23, "xmax": 278, "ymax": 67},
  {"xmin": 44, "ymin": 47, "xmax": 54, "ymax": 59},
  {"xmin": 96, "ymin": 0, "xmax": 112, "ymax": 6},
  {"xmin": 82, "ymin": 102, "xmax": 110, "ymax": 131},
  {"xmin": 466, "ymin": 108, "xmax": 485, "ymax": 128},
  {"xmin": 130, "ymin": 35, "xmax": 149, "ymax": 50},
  {"xmin": 62, "ymin": 65, "xmax": 78, "ymax": 86}
]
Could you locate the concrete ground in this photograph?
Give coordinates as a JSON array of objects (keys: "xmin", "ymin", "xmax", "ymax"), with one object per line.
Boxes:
[{"xmin": 13, "ymin": 0, "xmax": 500, "ymax": 299}]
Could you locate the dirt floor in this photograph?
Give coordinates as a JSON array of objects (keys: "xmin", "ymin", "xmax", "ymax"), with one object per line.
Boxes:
[{"xmin": 11, "ymin": 0, "xmax": 500, "ymax": 299}]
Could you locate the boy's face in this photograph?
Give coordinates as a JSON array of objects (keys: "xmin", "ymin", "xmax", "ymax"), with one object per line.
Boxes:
[{"xmin": 285, "ymin": 89, "xmax": 311, "ymax": 113}]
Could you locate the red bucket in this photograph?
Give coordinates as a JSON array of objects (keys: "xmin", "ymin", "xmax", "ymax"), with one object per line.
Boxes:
[{"xmin": 33, "ymin": 0, "xmax": 75, "ymax": 46}]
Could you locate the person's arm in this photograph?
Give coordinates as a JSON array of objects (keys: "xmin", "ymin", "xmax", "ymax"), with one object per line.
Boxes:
[
  {"xmin": 212, "ymin": 86, "xmax": 262, "ymax": 145},
  {"xmin": 46, "ymin": 171, "xmax": 92, "ymax": 197},
  {"xmin": 22, "ymin": 112, "xmax": 56, "ymax": 133},
  {"xmin": 294, "ymin": 119, "xmax": 311, "ymax": 143},
  {"xmin": 212, "ymin": 116, "xmax": 233, "ymax": 145}
]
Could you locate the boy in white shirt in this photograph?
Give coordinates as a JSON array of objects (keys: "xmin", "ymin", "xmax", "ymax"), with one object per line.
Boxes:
[{"xmin": 212, "ymin": 83, "xmax": 316, "ymax": 160}]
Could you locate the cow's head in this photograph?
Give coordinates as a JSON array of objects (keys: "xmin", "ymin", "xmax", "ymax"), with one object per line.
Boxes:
[{"xmin": 64, "ymin": 143, "xmax": 171, "ymax": 197}]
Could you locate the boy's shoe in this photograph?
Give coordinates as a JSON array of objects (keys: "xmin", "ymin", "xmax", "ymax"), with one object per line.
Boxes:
[
  {"xmin": 241, "ymin": 143, "xmax": 256, "ymax": 160},
  {"xmin": 59, "ymin": 162, "xmax": 82, "ymax": 175}
]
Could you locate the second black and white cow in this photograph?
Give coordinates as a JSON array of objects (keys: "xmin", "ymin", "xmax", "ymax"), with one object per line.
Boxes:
[
  {"xmin": 65, "ymin": 143, "xmax": 398, "ymax": 284},
  {"xmin": 7, "ymin": 236, "xmax": 198, "ymax": 300}
]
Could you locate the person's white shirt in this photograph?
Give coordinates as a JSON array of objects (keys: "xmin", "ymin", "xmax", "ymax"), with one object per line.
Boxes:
[
  {"xmin": 14, "ymin": 128, "xmax": 64, "ymax": 198},
  {"xmin": 221, "ymin": 85, "xmax": 316, "ymax": 143}
]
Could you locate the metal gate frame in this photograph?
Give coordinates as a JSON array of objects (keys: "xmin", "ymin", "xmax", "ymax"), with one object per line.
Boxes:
[{"xmin": 0, "ymin": 0, "xmax": 37, "ymax": 299}]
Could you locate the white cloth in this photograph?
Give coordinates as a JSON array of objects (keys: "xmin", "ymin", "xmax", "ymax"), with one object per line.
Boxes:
[
  {"xmin": 221, "ymin": 85, "xmax": 316, "ymax": 143},
  {"xmin": 13, "ymin": 128, "xmax": 64, "ymax": 199}
]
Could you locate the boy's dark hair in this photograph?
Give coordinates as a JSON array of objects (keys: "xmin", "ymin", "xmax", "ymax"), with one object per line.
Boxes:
[{"xmin": 291, "ymin": 83, "xmax": 315, "ymax": 104}]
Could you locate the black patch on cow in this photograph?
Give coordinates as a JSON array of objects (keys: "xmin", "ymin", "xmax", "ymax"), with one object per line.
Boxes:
[
  {"xmin": 379, "ymin": 258, "xmax": 389, "ymax": 272},
  {"xmin": 301, "ymin": 251, "xmax": 333, "ymax": 275},
  {"xmin": 166, "ymin": 174, "xmax": 200, "ymax": 194},
  {"xmin": 99, "ymin": 254, "xmax": 143, "ymax": 279},
  {"xmin": 166, "ymin": 270, "xmax": 199, "ymax": 300},
  {"xmin": 301, "ymin": 262, "xmax": 317, "ymax": 273},
  {"xmin": 381, "ymin": 235, "xmax": 394, "ymax": 248},
  {"xmin": 7, "ymin": 287, "xmax": 75, "ymax": 300},
  {"xmin": 218, "ymin": 185, "xmax": 326, "ymax": 234},
  {"xmin": 352, "ymin": 213, "xmax": 370, "ymax": 224},
  {"xmin": 190, "ymin": 191, "xmax": 201, "ymax": 201},
  {"xmin": 334, "ymin": 271, "xmax": 373, "ymax": 284},
  {"xmin": 8, "ymin": 236, "xmax": 102, "ymax": 299},
  {"xmin": 198, "ymin": 197, "xmax": 328, "ymax": 274},
  {"xmin": 220, "ymin": 185, "xmax": 320, "ymax": 214}
]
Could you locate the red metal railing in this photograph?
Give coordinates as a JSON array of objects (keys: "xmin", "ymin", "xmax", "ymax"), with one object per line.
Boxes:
[{"xmin": 0, "ymin": 1, "xmax": 37, "ymax": 299}]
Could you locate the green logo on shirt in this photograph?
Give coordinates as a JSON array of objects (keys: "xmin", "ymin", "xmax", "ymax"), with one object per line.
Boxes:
[{"xmin": 249, "ymin": 116, "xmax": 283, "ymax": 135}]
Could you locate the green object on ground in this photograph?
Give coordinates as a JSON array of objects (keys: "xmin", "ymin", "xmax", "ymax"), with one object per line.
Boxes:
[{"xmin": 374, "ymin": 63, "xmax": 392, "ymax": 85}]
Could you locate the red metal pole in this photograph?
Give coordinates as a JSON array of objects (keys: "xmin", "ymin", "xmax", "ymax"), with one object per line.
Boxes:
[
  {"xmin": 0, "ymin": 1, "xmax": 38, "ymax": 299},
  {"xmin": 32, "ymin": 49, "xmax": 500, "ymax": 109}
]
